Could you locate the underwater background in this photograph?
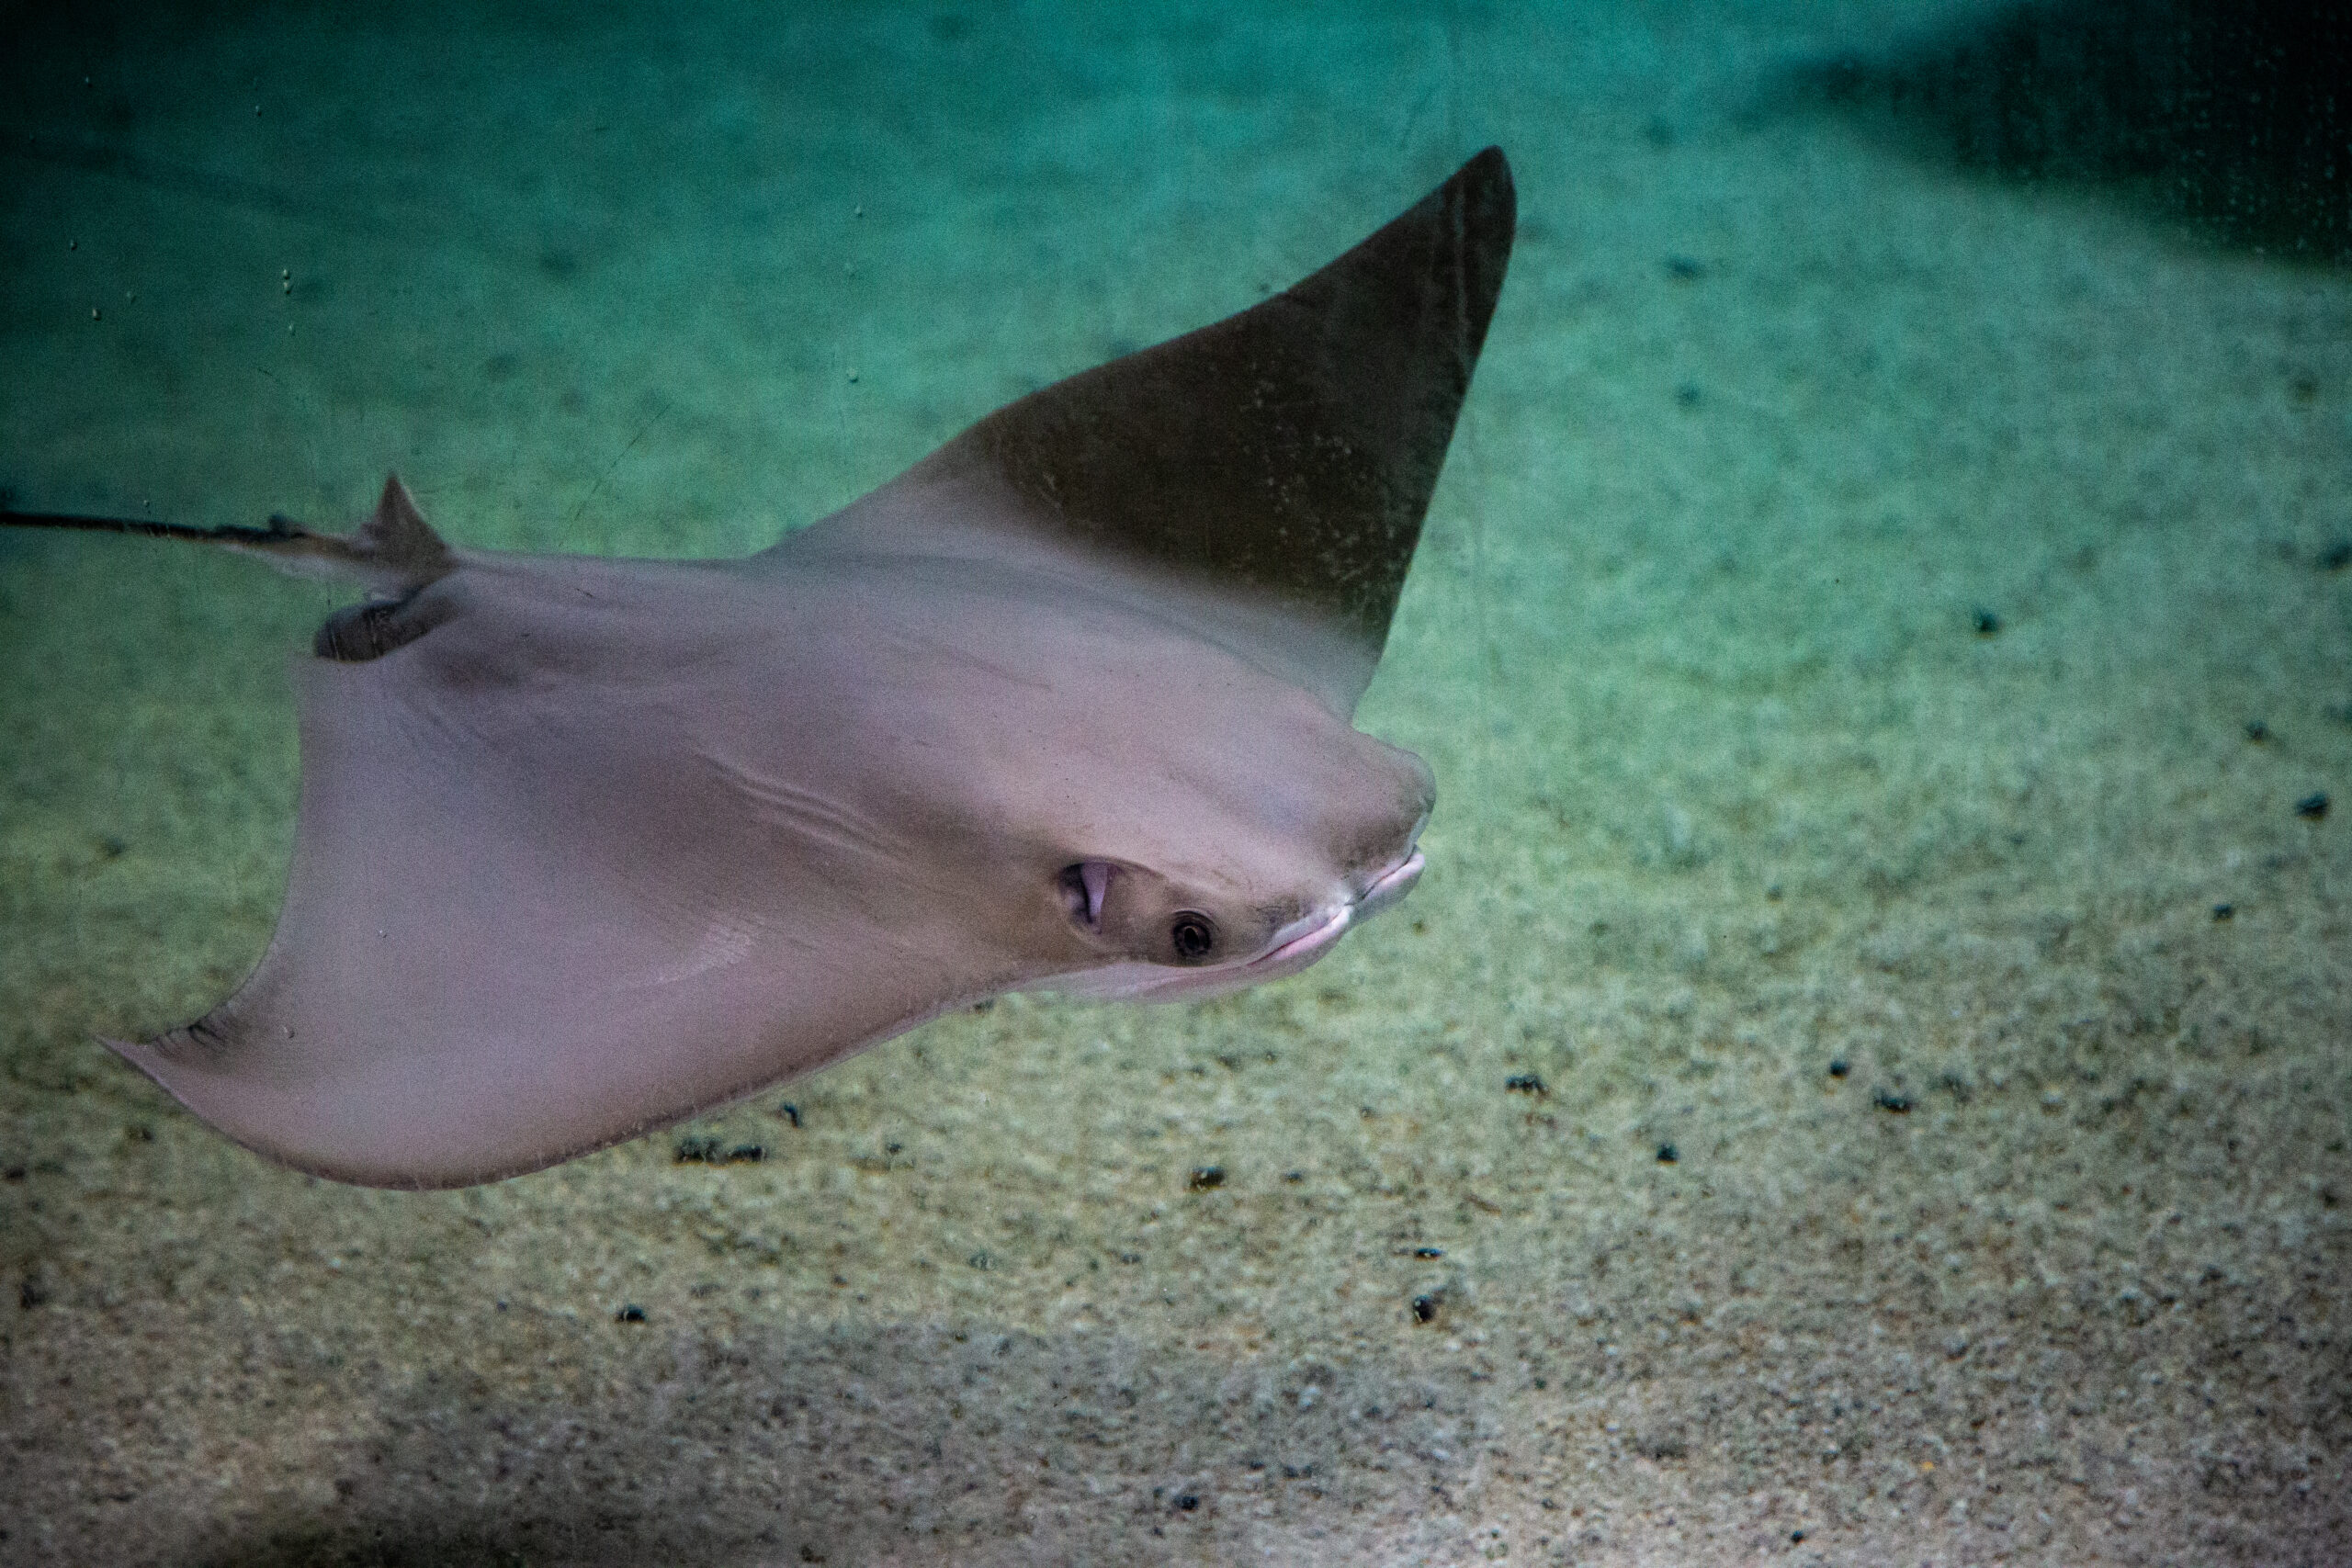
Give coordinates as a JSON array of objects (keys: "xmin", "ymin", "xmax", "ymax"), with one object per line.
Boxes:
[{"xmin": 1, "ymin": 1, "xmax": 2346, "ymax": 1562}]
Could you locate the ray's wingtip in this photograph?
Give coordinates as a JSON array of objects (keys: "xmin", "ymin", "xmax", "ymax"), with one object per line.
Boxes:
[
  {"xmin": 99, "ymin": 1031, "xmax": 186, "ymax": 1115},
  {"xmin": 100, "ymin": 1030, "xmax": 209, "ymax": 1111},
  {"xmin": 99, "ymin": 1032, "xmax": 153, "ymax": 1070},
  {"xmin": 1454, "ymin": 144, "xmax": 1512, "ymax": 197},
  {"xmin": 1455, "ymin": 144, "xmax": 1516, "ymax": 243}
]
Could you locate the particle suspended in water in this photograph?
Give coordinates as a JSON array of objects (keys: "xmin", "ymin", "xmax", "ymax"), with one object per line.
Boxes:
[
  {"xmin": 1656, "ymin": 1144, "xmax": 1679, "ymax": 1164},
  {"xmin": 1504, "ymin": 1072, "xmax": 1547, "ymax": 1096},
  {"xmin": 2296, "ymin": 793, "xmax": 2330, "ymax": 819},
  {"xmin": 615, "ymin": 1303, "xmax": 646, "ymax": 1323},
  {"xmin": 1188, "ymin": 1166, "xmax": 1226, "ymax": 1190},
  {"xmin": 1972, "ymin": 607, "xmax": 2002, "ymax": 636}
]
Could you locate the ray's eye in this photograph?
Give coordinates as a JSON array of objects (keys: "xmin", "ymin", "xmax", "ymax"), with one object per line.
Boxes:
[{"xmin": 1169, "ymin": 912, "xmax": 1216, "ymax": 963}]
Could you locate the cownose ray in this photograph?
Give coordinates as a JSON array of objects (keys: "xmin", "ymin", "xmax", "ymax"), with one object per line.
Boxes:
[{"xmin": 3, "ymin": 148, "xmax": 1515, "ymax": 1188}]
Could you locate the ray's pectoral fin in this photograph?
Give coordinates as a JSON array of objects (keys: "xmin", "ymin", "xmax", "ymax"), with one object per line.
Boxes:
[
  {"xmin": 952, "ymin": 146, "xmax": 1514, "ymax": 661},
  {"xmin": 799, "ymin": 146, "xmax": 1516, "ymax": 716}
]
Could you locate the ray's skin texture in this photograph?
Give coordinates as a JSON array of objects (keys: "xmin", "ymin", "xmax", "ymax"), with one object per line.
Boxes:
[{"xmin": 2, "ymin": 149, "xmax": 1515, "ymax": 1188}]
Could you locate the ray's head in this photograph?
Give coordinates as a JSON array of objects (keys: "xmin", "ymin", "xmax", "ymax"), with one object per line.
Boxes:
[
  {"xmin": 920, "ymin": 147, "xmax": 1510, "ymax": 1003},
  {"xmin": 1016, "ymin": 669, "xmax": 1436, "ymax": 1002}
]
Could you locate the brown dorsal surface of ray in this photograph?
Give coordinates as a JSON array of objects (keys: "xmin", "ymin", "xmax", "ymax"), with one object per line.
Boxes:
[{"xmin": 937, "ymin": 146, "xmax": 1514, "ymax": 655}]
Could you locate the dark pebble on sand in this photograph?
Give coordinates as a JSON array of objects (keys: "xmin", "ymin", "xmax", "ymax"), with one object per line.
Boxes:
[
  {"xmin": 674, "ymin": 1136, "xmax": 763, "ymax": 1165},
  {"xmin": 1828, "ymin": 1058, "xmax": 1849, "ymax": 1077}
]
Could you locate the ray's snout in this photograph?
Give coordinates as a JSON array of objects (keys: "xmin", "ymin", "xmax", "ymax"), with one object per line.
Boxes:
[
  {"xmin": 1356, "ymin": 846, "xmax": 1424, "ymax": 920},
  {"xmin": 1351, "ymin": 744, "xmax": 1433, "ymax": 920}
]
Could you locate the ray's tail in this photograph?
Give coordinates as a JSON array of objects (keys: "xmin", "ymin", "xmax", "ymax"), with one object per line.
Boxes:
[
  {"xmin": 3, "ymin": 505, "xmax": 342, "ymax": 564},
  {"xmin": 1, "ymin": 474, "xmax": 455, "ymax": 594}
]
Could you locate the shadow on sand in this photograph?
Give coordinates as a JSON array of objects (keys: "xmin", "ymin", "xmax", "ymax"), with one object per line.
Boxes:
[
  {"xmin": 1781, "ymin": 0, "xmax": 2352, "ymax": 263},
  {"xmin": 177, "ymin": 1316, "xmax": 1451, "ymax": 1567}
]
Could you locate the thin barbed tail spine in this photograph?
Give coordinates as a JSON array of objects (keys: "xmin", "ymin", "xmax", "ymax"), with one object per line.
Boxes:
[{"xmin": 0, "ymin": 473, "xmax": 455, "ymax": 593}]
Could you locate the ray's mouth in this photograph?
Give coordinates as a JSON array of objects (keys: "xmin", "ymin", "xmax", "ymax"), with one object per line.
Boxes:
[
  {"xmin": 1356, "ymin": 848, "xmax": 1425, "ymax": 918},
  {"xmin": 1245, "ymin": 847, "xmax": 1425, "ymax": 974}
]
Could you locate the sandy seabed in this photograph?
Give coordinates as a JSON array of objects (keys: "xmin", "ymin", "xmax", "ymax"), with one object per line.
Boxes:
[{"xmin": 2, "ymin": 2, "xmax": 2346, "ymax": 1563}]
